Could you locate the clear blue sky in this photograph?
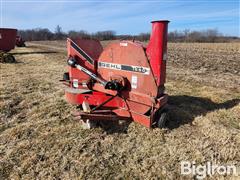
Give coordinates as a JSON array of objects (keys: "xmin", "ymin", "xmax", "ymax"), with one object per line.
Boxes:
[{"xmin": 1, "ymin": 0, "xmax": 239, "ymax": 36}]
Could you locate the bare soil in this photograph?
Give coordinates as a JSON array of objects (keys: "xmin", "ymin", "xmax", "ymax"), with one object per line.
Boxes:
[{"xmin": 0, "ymin": 41, "xmax": 239, "ymax": 179}]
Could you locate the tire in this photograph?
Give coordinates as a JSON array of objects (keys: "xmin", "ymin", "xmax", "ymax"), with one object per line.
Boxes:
[
  {"xmin": 0, "ymin": 52, "xmax": 4, "ymax": 63},
  {"xmin": 4, "ymin": 54, "xmax": 16, "ymax": 63},
  {"xmin": 156, "ymin": 109, "xmax": 169, "ymax": 128}
]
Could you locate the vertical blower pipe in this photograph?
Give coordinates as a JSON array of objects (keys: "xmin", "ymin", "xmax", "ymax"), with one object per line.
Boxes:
[{"xmin": 146, "ymin": 20, "xmax": 169, "ymax": 88}]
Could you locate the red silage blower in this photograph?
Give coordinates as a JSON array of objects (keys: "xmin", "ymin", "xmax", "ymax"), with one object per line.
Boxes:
[{"xmin": 62, "ymin": 20, "xmax": 170, "ymax": 128}]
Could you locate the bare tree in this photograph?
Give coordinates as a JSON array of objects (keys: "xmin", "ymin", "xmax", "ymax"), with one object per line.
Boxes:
[
  {"xmin": 137, "ymin": 33, "xmax": 150, "ymax": 41},
  {"xmin": 68, "ymin": 30, "xmax": 91, "ymax": 39},
  {"xmin": 183, "ymin": 29, "xmax": 190, "ymax": 42},
  {"xmin": 93, "ymin": 31, "xmax": 116, "ymax": 40},
  {"xmin": 54, "ymin": 25, "xmax": 65, "ymax": 40}
]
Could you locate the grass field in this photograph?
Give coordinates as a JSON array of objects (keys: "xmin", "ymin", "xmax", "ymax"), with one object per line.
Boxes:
[{"xmin": 0, "ymin": 41, "xmax": 239, "ymax": 179}]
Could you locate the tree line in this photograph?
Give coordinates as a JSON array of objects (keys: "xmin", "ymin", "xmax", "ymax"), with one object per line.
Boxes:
[
  {"xmin": 18, "ymin": 25, "xmax": 238, "ymax": 42},
  {"xmin": 18, "ymin": 25, "xmax": 117, "ymax": 41}
]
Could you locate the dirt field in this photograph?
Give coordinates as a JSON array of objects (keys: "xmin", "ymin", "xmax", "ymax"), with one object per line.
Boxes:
[{"xmin": 0, "ymin": 41, "xmax": 239, "ymax": 179}]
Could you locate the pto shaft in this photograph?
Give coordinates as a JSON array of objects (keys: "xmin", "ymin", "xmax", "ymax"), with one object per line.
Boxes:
[{"xmin": 67, "ymin": 58, "xmax": 122, "ymax": 91}]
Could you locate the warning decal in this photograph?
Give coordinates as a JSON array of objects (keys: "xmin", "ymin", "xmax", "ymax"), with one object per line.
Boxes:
[{"xmin": 131, "ymin": 75, "xmax": 138, "ymax": 89}]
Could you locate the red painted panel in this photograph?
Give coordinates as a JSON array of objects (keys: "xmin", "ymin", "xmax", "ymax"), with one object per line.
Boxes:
[{"xmin": 0, "ymin": 28, "xmax": 17, "ymax": 52}]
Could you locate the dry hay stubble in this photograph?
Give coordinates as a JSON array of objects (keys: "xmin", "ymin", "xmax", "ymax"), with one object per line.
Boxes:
[{"xmin": 0, "ymin": 42, "xmax": 239, "ymax": 179}]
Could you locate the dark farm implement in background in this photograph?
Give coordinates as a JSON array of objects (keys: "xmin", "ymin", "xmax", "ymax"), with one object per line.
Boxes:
[
  {"xmin": 62, "ymin": 20, "xmax": 170, "ymax": 128},
  {"xmin": 0, "ymin": 28, "xmax": 17, "ymax": 63},
  {"xmin": 16, "ymin": 35, "xmax": 26, "ymax": 47}
]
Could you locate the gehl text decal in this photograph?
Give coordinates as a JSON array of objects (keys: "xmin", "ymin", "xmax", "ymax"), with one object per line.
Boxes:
[{"xmin": 98, "ymin": 61, "xmax": 150, "ymax": 75}]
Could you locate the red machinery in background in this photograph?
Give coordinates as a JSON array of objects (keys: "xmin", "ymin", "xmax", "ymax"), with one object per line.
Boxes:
[
  {"xmin": 0, "ymin": 28, "xmax": 17, "ymax": 63},
  {"xmin": 16, "ymin": 35, "xmax": 26, "ymax": 47},
  {"xmin": 62, "ymin": 20, "xmax": 170, "ymax": 128}
]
